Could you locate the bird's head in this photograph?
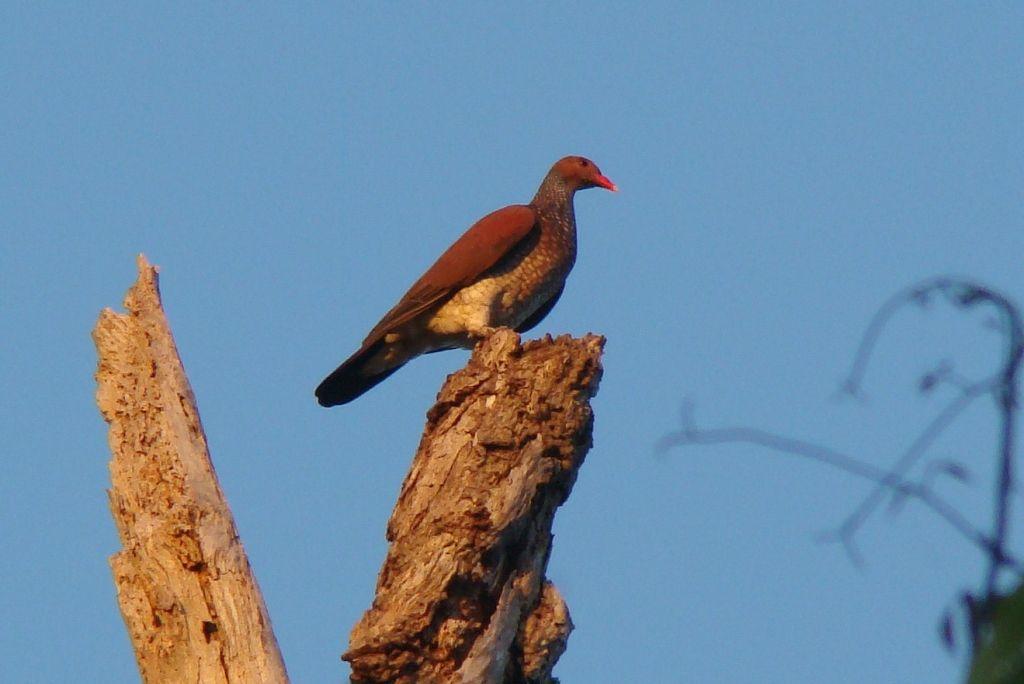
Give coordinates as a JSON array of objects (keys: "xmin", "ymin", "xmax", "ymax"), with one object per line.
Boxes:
[{"xmin": 550, "ymin": 156, "xmax": 618, "ymax": 193}]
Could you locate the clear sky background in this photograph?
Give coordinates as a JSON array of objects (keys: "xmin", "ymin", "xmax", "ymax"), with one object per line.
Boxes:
[{"xmin": 3, "ymin": 4, "xmax": 1023, "ymax": 682}]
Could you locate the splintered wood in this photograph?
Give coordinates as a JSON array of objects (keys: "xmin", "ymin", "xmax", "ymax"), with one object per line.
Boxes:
[
  {"xmin": 345, "ymin": 329, "xmax": 604, "ymax": 684},
  {"xmin": 93, "ymin": 256, "xmax": 288, "ymax": 684}
]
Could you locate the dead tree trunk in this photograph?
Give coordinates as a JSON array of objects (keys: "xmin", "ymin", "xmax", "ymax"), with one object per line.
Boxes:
[
  {"xmin": 93, "ymin": 257, "xmax": 603, "ymax": 684},
  {"xmin": 93, "ymin": 256, "xmax": 288, "ymax": 684},
  {"xmin": 344, "ymin": 329, "xmax": 605, "ymax": 684}
]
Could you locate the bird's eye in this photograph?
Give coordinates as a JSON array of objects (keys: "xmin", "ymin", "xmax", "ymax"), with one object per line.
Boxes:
[{"xmin": 579, "ymin": 159, "xmax": 589, "ymax": 167}]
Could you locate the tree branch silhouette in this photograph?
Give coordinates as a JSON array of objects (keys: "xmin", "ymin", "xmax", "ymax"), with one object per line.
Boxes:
[
  {"xmin": 658, "ymin": 419, "xmax": 1018, "ymax": 572},
  {"xmin": 662, "ymin": 276, "xmax": 1024, "ymax": 653},
  {"xmin": 840, "ymin": 277, "xmax": 1023, "ymax": 595}
]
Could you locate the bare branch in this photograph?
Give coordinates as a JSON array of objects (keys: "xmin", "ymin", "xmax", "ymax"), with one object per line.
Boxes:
[
  {"xmin": 665, "ymin": 275, "xmax": 1024, "ymax": 654},
  {"xmin": 836, "ymin": 378, "xmax": 994, "ymax": 551},
  {"xmin": 840, "ymin": 277, "xmax": 1023, "ymax": 595},
  {"xmin": 659, "ymin": 423, "xmax": 1021, "ymax": 574}
]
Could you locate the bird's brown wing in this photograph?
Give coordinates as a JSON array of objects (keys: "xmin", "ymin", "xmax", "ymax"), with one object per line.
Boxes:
[{"xmin": 361, "ymin": 204, "xmax": 538, "ymax": 346}]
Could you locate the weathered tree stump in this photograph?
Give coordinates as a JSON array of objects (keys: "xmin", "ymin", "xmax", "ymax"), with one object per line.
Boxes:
[{"xmin": 345, "ymin": 329, "xmax": 604, "ymax": 684}]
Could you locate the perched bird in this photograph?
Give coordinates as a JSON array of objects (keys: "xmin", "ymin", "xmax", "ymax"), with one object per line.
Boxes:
[{"xmin": 315, "ymin": 155, "xmax": 616, "ymax": 407}]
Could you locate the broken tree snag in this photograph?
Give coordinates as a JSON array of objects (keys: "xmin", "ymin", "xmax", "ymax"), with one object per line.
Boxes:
[
  {"xmin": 345, "ymin": 329, "xmax": 604, "ymax": 684},
  {"xmin": 93, "ymin": 255, "xmax": 288, "ymax": 684}
]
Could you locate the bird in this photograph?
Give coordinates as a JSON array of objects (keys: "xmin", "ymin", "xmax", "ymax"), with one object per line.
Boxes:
[{"xmin": 315, "ymin": 155, "xmax": 616, "ymax": 407}]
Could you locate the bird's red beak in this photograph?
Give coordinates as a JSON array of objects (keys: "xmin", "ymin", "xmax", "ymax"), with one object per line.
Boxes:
[{"xmin": 594, "ymin": 174, "xmax": 618, "ymax": 192}]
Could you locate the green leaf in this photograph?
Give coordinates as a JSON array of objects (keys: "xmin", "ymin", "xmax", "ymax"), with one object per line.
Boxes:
[{"xmin": 968, "ymin": 584, "xmax": 1024, "ymax": 684}]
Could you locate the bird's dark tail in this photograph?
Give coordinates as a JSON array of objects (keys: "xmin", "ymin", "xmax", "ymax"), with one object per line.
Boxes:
[{"xmin": 315, "ymin": 340, "xmax": 405, "ymax": 407}]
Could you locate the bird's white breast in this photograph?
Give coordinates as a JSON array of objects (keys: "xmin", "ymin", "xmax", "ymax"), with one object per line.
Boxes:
[
  {"xmin": 427, "ymin": 277, "xmax": 505, "ymax": 336},
  {"xmin": 426, "ymin": 244, "xmax": 566, "ymax": 341},
  {"xmin": 424, "ymin": 206, "xmax": 574, "ymax": 346}
]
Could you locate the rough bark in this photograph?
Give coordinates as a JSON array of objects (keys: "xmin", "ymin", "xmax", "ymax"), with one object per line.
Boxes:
[
  {"xmin": 344, "ymin": 329, "xmax": 604, "ymax": 684},
  {"xmin": 93, "ymin": 255, "xmax": 288, "ymax": 684}
]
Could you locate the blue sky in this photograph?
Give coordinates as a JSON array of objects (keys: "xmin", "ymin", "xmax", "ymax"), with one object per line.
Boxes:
[{"xmin": 3, "ymin": 4, "xmax": 1023, "ymax": 682}]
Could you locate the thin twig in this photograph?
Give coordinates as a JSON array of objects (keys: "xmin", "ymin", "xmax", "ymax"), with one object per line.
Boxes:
[
  {"xmin": 840, "ymin": 277, "xmax": 1022, "ymax": 595},
  {"xmin": 834, "ymin": 378, "xmax": 994, "ymax": 552},
  {"xmin": 659, "ymin": 425, "xmax": 1022, "ymax": 574}
]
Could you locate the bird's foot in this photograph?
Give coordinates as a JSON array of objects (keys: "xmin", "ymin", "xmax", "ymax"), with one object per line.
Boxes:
[
  {"xmin": 469, "ymin": 325, "xmax": 500, "ymax": 339},
  {"xmin": 469, "ymin": 326, "xmax": 519, "ymax": 353},
  {"xmin": 470, "ymin": 327, "xmax": 521, "ymax": 359}
]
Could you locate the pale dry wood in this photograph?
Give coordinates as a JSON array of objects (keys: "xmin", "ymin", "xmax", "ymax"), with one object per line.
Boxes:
[
  {"xmin": 345, "ymin": 329, "xmax": 604, "ymax": 684},
  {"xmin": 93, "ymin": 255, "xmax": 288, "ymax": 684}
]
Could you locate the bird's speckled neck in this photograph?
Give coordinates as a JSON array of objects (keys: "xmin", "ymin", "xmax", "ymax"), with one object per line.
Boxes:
[
  {"xmin": 532, "ymin": 175, "xmax": 577, "ymax": 234},
  {"xmin": 532, "ymin": 174, "xmax": 574, "ymax": 208},
  {"xmin": 529, "ymin": 173, "xmax": 578, "ymax": 276}
]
